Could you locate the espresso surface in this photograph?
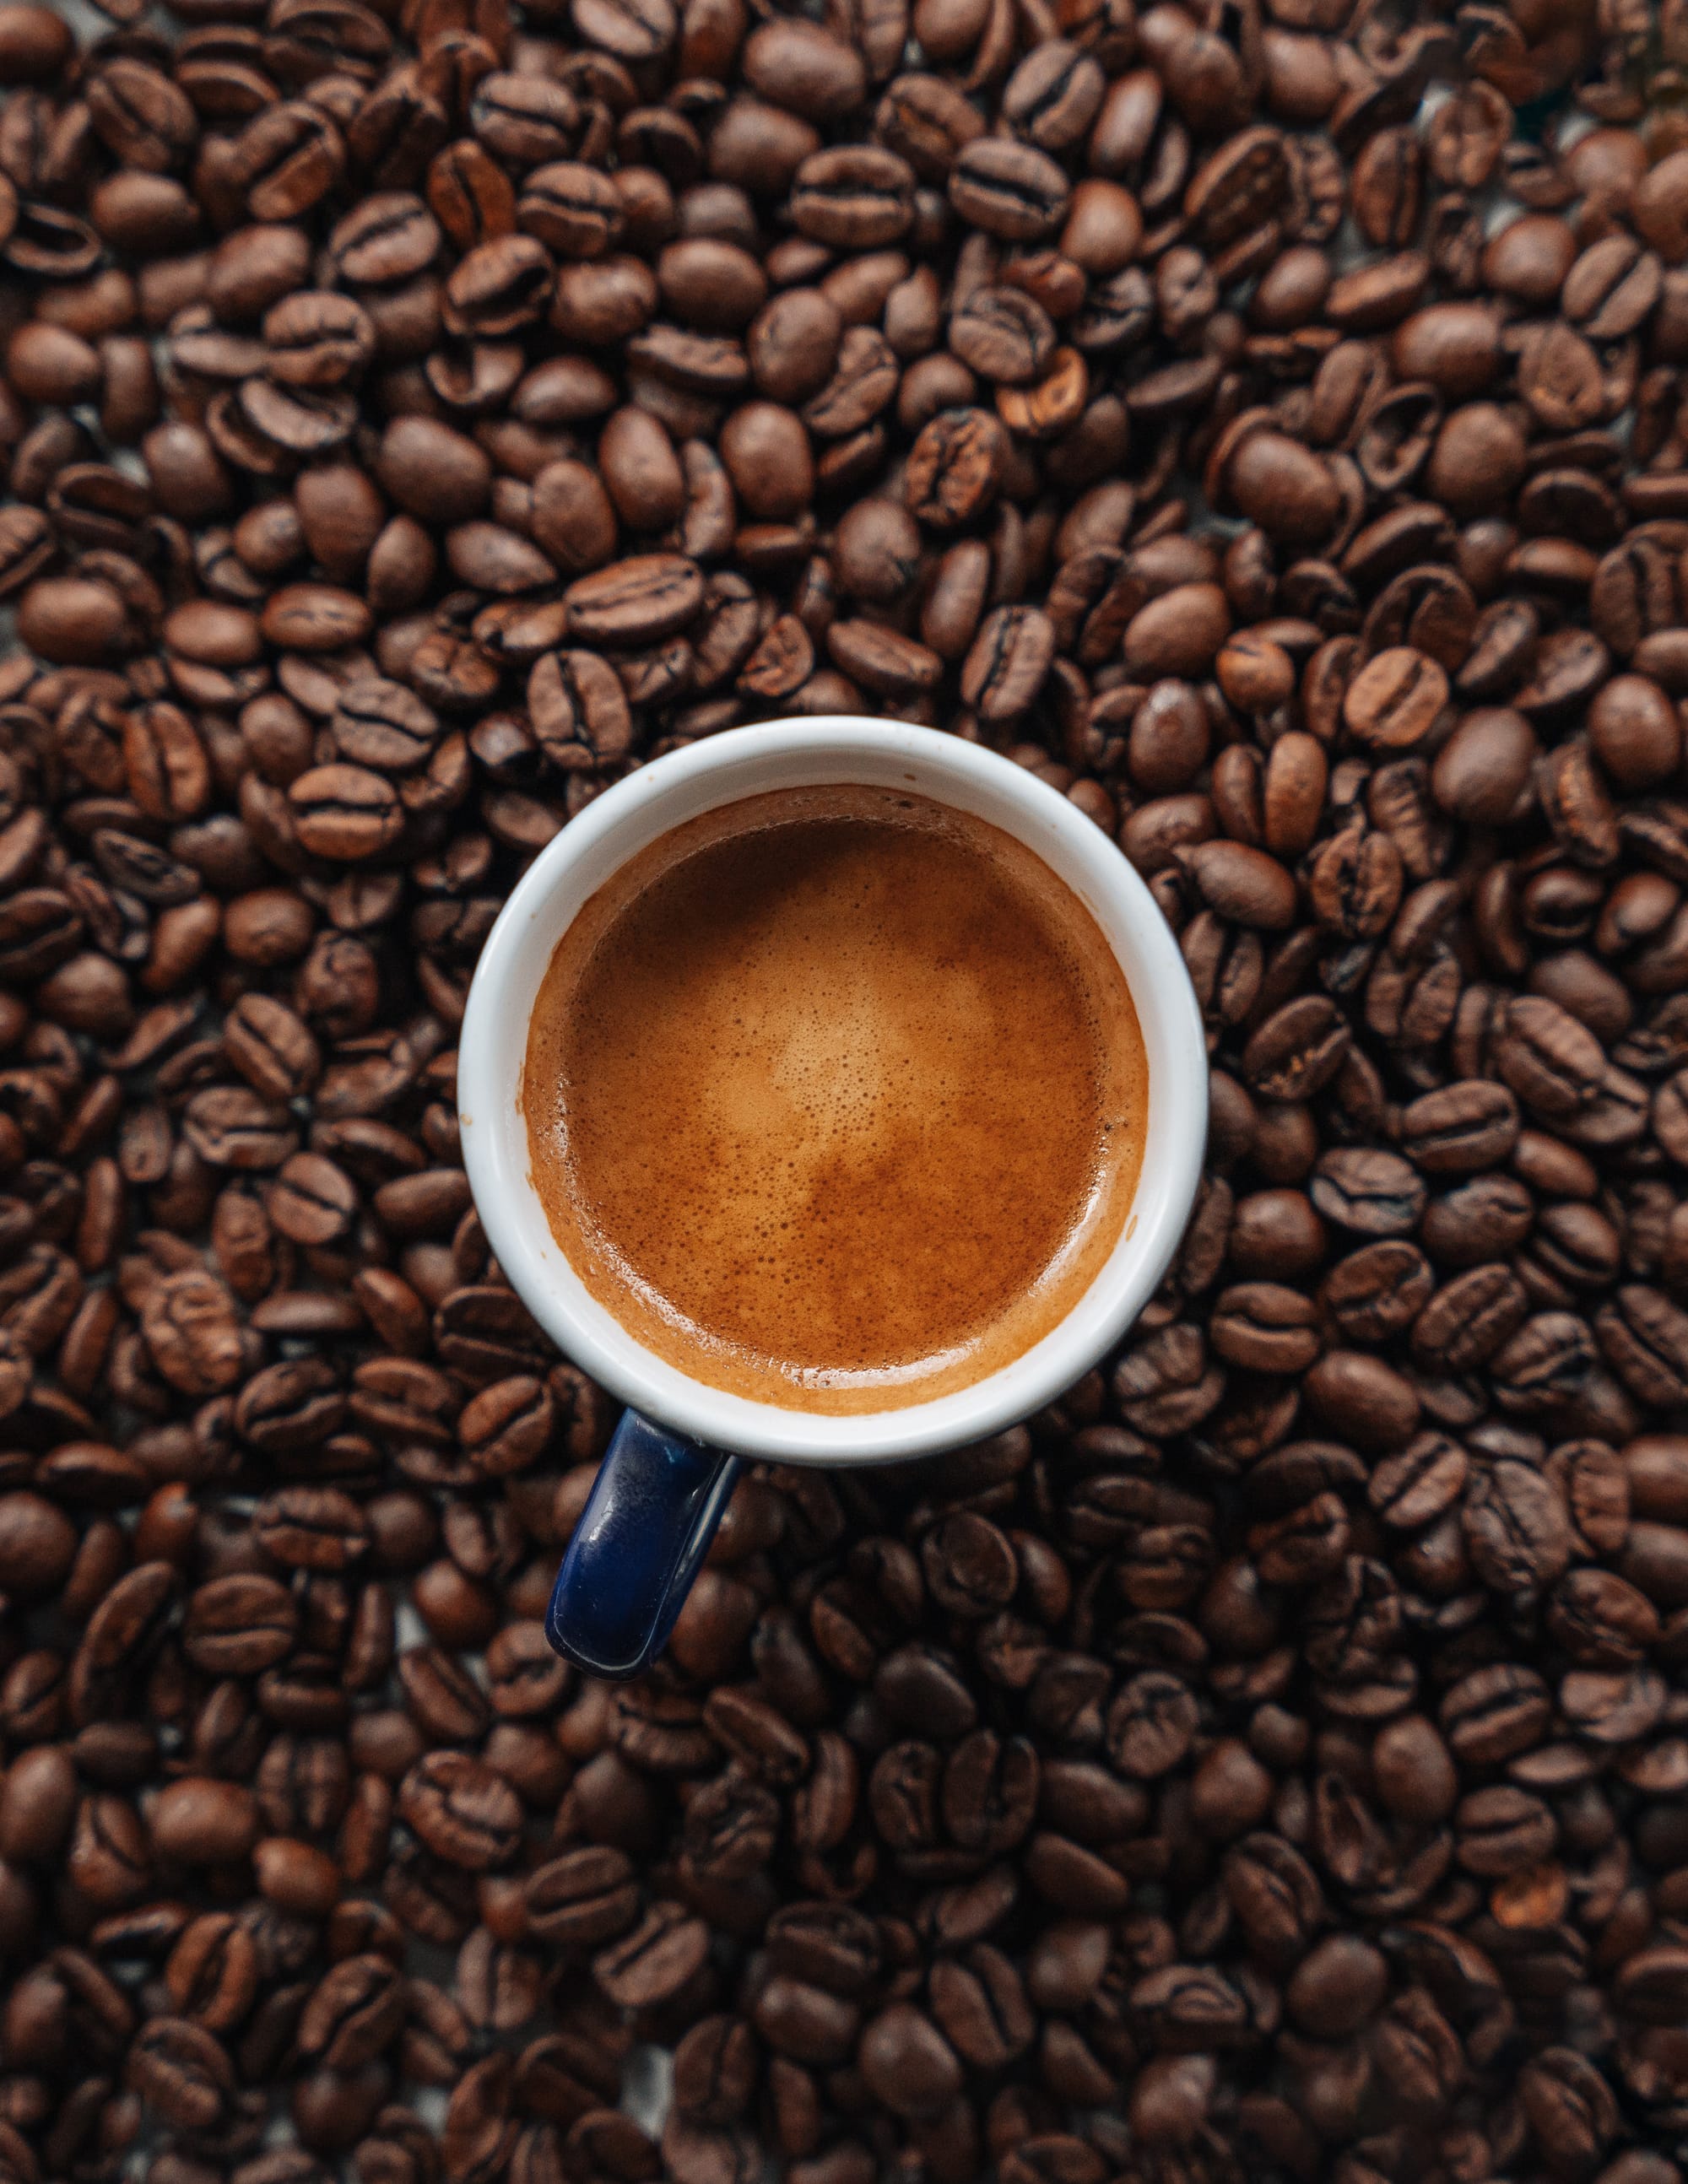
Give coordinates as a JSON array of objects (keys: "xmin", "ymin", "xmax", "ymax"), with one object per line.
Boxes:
[{"xmin": 524, "ymin": 787, "xmax": 1147, "ymax": 1411}]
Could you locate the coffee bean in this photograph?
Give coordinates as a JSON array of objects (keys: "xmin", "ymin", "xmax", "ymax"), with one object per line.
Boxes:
[
  {"xmin": 929, "ymin": 1944, "xmax": 1035, "ymax": 2067},
  {"xmin": 0, "ymin": 1743, "xmax": 76, "ymax": 1862},
  {"xmin": 518, "ymin": 161, "xmax": 625, "ymax": 259},
  {"xmin": 949, "ymin": 138, "xmax": 1070, "ymax": 242},
  {"xmin": 752, "ymin": 1973, "xmax": 860, "ymax": 2064},
  {"xmin": 954, "ymin": 605, "xmax": 1049, "ymax": 723},
  {"xmin": 1243, "ymin": 995, "xmax": 1352, "ymax": 1100},
  {"xmin": 293, "ymin": 1952, "xmax": 405, "ymax": 2071},
  {"xmin": 1396, "ymin": 1079, "xmax": 1519, "ymax": 1173},
  {"xmin": 398, "ymin": 1751, "xmax": 522, "ymax": 1870},
  {"xmin": 1343, "ymin": 646, "xmax": 1451, "ymax": 749},
  {"xmin": 331, "ymin": 678, "xmax": 441, "ymax": 773},
  {"xmin": 718, "ymin": 403, "xmax": 814, "ymax": 524},
  {"xmin": 857, "ymin": 2002, "xmax": 962, "ymax": 2118},
  {"xmin": 0, "ymin": 5, "xmax": 72, "ymax": 85},
  {"xmin": 3, "ymin": 4, "xmax": 1687, "ymax": 2177},
  {"xmin": 674, "ymin": 2014, "xmax": 759, "ymax": 2124},
  {"xmin": 150, "ymin": 1776, "xmax": 261, "ymax": 1866},
  {"xmin": 1225, "ymin": 429, "xmax": 1340, "ymax": 544},
  {"xmin": 592, "ymin": 1900, "xmax": 709, "ymax": 2008},
  {"xmin": 662, "ymin": 1762, "xmax": 764, "ymax": 1879},
  {"xmin": 522, "ymin": 1846, "xmax": 639, "ymax": 1948},
  {"xmin": 128, "ymin": 2016, "xmax": 238, "ymax": 2134},
  {"xmin": 800, "ymin": 322, "xmax": 899, "ymax": 438},
  {"xmin": 565, "ymin": 553, "xmax": 704, "ymax": 645},
  {"xmin": 949, "ymin": 286, "xmax": 1056, "ymax": 385},
  {"xmin": 181, "ymin": 1574, "xmax": 298, "ymax": 1675},
  {"xmin": 792, "ymin": 147, "xmax": 915, "ymax": 251},
  {"xmin": 746, "ymin": 292, "xmax": 842, "ymax": 412},
  {"xmin": 1410, "ymin": 1260, "xmax": 1528, "ymax": 1369}
]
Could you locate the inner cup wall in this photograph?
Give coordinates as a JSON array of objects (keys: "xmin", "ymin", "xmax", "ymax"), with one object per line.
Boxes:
[{"xmin": 459, "ymin": 722, "xmax": 1207, "ymax": 1464}]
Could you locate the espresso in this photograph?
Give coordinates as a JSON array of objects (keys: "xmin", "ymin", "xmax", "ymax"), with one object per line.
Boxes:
[{"xmin": 523, "ymin": 786, "xmax": 1148, "ymax": 1414}]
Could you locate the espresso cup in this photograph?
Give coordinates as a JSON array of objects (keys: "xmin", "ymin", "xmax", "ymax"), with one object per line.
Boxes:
[{"xmin": 460, "ymin": 717, "xmax": 1207, "ymax": 1679}]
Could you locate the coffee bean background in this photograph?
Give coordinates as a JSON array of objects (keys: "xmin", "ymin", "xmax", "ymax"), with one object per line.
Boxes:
[{"xmin": 1, "ymin": 0, "xmax": 1688, "ymax": 2180}]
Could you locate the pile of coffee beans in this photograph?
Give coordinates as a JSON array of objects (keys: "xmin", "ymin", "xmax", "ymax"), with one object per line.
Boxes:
[{"xmin": 3, "ymin": 0, "xmax": 1688, "ymax": 2178}]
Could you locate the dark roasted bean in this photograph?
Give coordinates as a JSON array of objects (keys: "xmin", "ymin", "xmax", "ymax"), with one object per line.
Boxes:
[{"xmin": 0, "ymin": 6, "xmax": 1681, "ymax": 2181}]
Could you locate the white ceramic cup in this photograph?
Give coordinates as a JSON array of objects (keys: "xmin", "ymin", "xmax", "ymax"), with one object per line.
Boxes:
[{"xmin": 459, "ymin": 716, "xmax": 1208, "ymax": 1674}]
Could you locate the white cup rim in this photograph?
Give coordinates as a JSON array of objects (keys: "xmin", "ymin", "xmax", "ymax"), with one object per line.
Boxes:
[{"xmin": 458, "ymin": 716, "xmax": 1208, "ymax": 1463}]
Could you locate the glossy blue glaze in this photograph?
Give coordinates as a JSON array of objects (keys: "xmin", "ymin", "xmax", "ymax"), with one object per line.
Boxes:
[{"xmin": 545, "ymin": 1409, "xmax": 741, "ymax": 1679}]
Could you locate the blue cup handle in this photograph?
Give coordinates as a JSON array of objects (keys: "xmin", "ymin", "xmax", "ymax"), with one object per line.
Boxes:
[{"xmin": 545, "ymin": 1409, "xmax": 742, "ymax": 1679}]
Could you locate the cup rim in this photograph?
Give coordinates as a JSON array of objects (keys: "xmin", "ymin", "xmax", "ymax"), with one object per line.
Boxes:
[{"xmin": 458, "ymin": 716, "xmax": 1208, "ymax": 1462}]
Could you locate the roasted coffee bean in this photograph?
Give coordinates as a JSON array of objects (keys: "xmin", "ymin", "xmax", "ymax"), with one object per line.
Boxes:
[
  {"xmin": 949, "ymin": 138, "xmax": 1071, "ymax": 242},
  {"xmin": 674, "ymin": 2014, "xmax": 759, "ymax": 2124},
  {"xmin": 592, "ymin": 1901, "xmax": 709, "ymax": 2008},
  {"xmin": 518, "ymin": 162, "xmax": 625, "ymax": 260},
  {"xmin": 565, "ymin": 554, "xmax": 704, "ymax": 646},
  {"xmin": 753, "ymin": 1973, "xmax": 859, "ymax": 2063},
  {"xmin": 181, "ymin": 1574, "xmax": 298, "ymax": 1675},
  {"xmin": 398, "ymin": 1753, "xmax": 522, "ymax": 1871},
  {"xmin": 1, "ymin": 4, "xmax": 1685, "ymax": 2179},
  {"xmin": 331, "ymin": 679, "xmax": 441, "ymax": 774},
  {"xmin": 792, "ymin": 147, "xmax": 915, "ymax": 251},
  {"xmin": 525, "ymin": 1846, "xmax": 641, "ymax": 1946},
  {"xmin": 928, "ymin": 1944, "xmax": 1035, "ymax": 2067},
  {"xmin": 949, "ymin": 287, "xmax": 1056, "ymax": 386}
]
